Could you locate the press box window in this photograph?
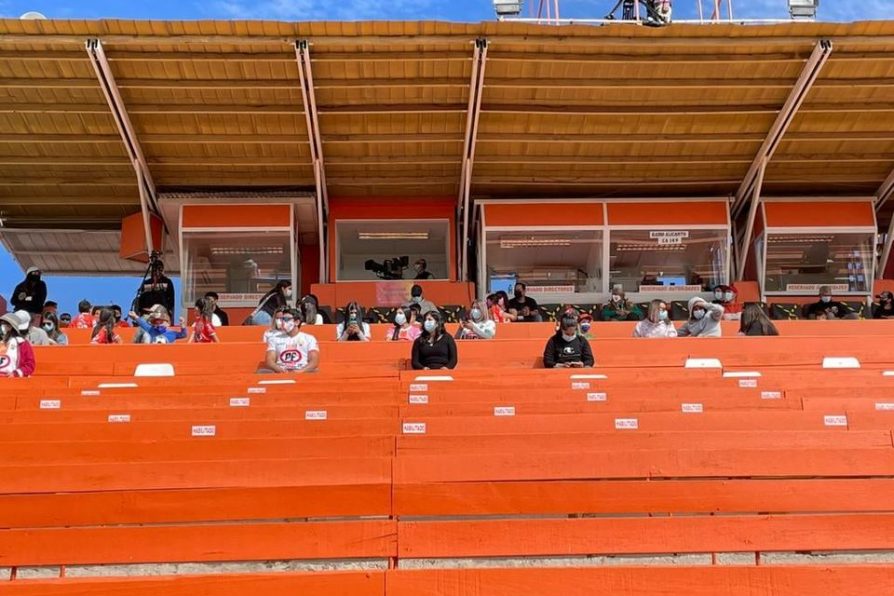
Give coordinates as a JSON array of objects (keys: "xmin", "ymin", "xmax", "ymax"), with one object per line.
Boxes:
[
  {"xmin": 336, "ymin": 220, "xmax": 450, "ymax": 281},
  {"xmin": 762, "ymin": 232, "xmax": 874, "ymax": 293},
  {"xmin": 609, "ymin": 229, "xmax": 729, "ymax": 293}
]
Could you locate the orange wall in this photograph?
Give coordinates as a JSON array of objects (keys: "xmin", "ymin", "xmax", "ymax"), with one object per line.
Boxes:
[
  {"xmin": 327, "ymin": 196, "xmax": 457, "ymax": 282},
  {"xmin": 181, "ymin": 204, "xmax": 292, "ymax": 229},
  {"xmin": 300, "ymin": 243, "xmax": 320, "ymax": 296},
  {"xmin": 607, "ymin": 201, "xmax": 729, "ymax": 226},
  {"xmin": 485, "ymin": 203, "xmax": 604, "ymax": 227},
  {"xmin": 311, "ymin": 281, "xmax": 474, "ymax": 310},
  {"xmin": 763, "ymin": 201, "xmax": 875, "ymax": 228}
]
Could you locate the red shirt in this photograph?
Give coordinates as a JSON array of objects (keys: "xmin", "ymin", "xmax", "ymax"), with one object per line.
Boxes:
[
  {"xmin": 72, "ymin": 313, "xmax": 95, "ymax": 329},
  {"xmin": 91, "ymin": 328, "xmax": 120, "ymax": 345},
  {"xmin": 192, "ymin": 318, "xmax": 217, "ymax": 343}
]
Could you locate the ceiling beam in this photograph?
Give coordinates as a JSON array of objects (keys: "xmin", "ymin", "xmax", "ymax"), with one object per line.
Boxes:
[
  {"xmin": 86, "ymin": 38, "xmax": 163, "ymax": 255},
  {"xmin": 733, "ymin": 39, "xmax": 833, "ymax": 217},
  {"xmin": 459, "ymin": 38, "xmax": 488, "ymax": 283}
]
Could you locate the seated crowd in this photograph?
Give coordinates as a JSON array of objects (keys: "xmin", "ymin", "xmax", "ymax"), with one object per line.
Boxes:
[{"xmin": 3, "ymin": 266, "xmax": 892, "ymax": 378}]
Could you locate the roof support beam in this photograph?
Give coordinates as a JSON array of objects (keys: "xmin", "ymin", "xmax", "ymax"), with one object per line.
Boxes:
[
  {"xmin": 735, "ymin": 157, "xmax": 767, "ymax": 281},
  {"xmin": 875, "ymin": 168, "xmax": 894, "ymax": 211},
  {"xmin": 459, "ymin": 38, "xmax": 488, "ymax": 283},
  {"xmin": 732, "ymin": 39, "xmax": 833, "ymax": 218},
  {"xmin": 875, "ymin": 169, "xmax": 894, "ymax": 279},
  {"xmin": 295, "ymin": 40, "xmax": 329, "ymax": 282},
  {"xmin": 86, "ymin": 38, "xmax": 161, "ymax": 254}
]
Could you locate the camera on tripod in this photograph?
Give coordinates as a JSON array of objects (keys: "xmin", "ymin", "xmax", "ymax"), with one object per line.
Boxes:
[{"xmin": 364, "ymin": 256, "xmax": 409, "ymax": 280}]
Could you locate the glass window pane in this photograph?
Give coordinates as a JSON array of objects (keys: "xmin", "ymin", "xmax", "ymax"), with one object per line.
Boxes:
[
  {"xmin": 485, "ymin": 230, "xmax": 603, "ymax": 295},
  {"xmin": 336, "ymin": 220, "xmax": 450, "ymax": 281},
  {"xmin": 609, "ymin": 229, "xmax": 728, "ymax": 292},
  {"xmin": 763, "ymin": 232, "xmax": 874, "ymax": 293},
  {"xmin": 182, "ymin": 231, "xmax": 291, "ymax": 305}
]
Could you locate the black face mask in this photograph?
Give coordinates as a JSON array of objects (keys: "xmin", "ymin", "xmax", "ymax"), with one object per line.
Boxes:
[
  {"xmin": 514, "ymin": 291, "xmax": 523, "ymax": 299},
  {"xmin": 28, "ymin": 274, "xmax": 40, "ymax": 282}
]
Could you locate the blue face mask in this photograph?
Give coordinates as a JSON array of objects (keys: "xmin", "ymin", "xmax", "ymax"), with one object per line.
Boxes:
[
  {"xmin": 580, "ymin": 322, "xmax": 591, "ymax": 333},
  {"xmin": 658, "ymin": 311, "xmax": 669, "ymax": 321},
  {"xmin": 424, "ymin": 320, "xmax": 436, "ymax": 333},
  {"xmin": 821, "ymin": 296, "xmax": 832, "ymax": 303}
]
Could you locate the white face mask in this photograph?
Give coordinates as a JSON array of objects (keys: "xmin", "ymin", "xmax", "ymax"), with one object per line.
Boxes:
[
  {"xmin": 395, "ymin": 312, "xmax": 407, "ymax": 326},
  {"xmin": 282, "ymin": 320, "xmax": 296, "ymax": 333},
  {"xmin": 470, "ymin": 308, "xmax": 482, "ymax": 321},
  {"xmin": 1, "ymin": 323, "xmax": 10, "ymax": 336},
  {"xmin": 284, "ymin": 289, "xmax": 293, "ymax": 298},
  {"xmin": 412, "ymin": 296, "xmax": 423, "ymax": 304},
  {"xmin": 821, "ymin": 296, "xmax": 832, "ymax": 303},
  {"xmin": 274, "ymin": 319, "xmax": 284, "ymax": 330},
  {"xmin": 424, "ymin": 320, "xmax": 436, "ymax": 333},
  {"xmin": 562, "ymin": 332, "xmax": 577, "ymax": 342},
  {"xmin": 723, "ymin": 292, "xmax": 734, "ymax": 302},
  {"xmin": 714, "ymin": 291, "xmax": 723, "ymax": 300},
  {"xmin": 42, "ymin": 323, "xmax": 54, "ymax": 332},
  {"xmin": 693, "ymin": 310, "xmax": 705, "ymax": 320},
  {"xmin": 611, "ymin": 295, "xmax": 621, "ymax": 303}
]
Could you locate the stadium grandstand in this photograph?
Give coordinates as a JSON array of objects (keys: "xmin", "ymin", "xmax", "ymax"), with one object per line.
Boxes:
[{"xmin": 3, "ymin": 0, "xmax": 894, "ymax": 593}]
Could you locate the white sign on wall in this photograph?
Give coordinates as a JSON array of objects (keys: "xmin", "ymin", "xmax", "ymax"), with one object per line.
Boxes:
[
  {"xmin": 784, "ymin": 284, "xmax": 849, "ymax": 293},
  {"xmin": 650, "ymin": 231, "xmax": 689, "ymax": 246}
]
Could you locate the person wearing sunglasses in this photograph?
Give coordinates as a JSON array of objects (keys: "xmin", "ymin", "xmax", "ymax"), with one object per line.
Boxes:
[{"xmin": 262, "ymin": 309, "xmax": 319, "ymax": 374}]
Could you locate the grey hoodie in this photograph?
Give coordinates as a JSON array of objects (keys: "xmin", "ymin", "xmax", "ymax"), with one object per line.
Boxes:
[{"xmin": 678, "ymin": 298, "xmax": 724, "ymax": 338}]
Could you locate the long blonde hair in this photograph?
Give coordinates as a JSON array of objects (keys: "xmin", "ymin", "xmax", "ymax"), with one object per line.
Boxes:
[
  {"xmin": 647, "ymin": 299, "xmax": 667, "ymax": 324},
  {"xmin": 471, "ymin": 299, "xmax": 490, "ymax": 322}
]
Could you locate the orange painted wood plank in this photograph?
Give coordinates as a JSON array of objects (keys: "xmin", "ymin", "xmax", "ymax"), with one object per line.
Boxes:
[
  {"xmin": 397, "ymin": 514, "xmax": 894, "ymax": 558},
  {"xmin": 0, "ymin": 485, "xmax": 391, "ymax": 529},
  {"xmin": 0, "ymin": 457, "xmax": 391, "ymax": 493},
  {"xmin": 394, "ymin": 478, "xmax": 894, "ymax": 516},
  {"xmin": 394, "ymin": 449, "xmax": 894, "ymax": 483},
  {"xmin": 0, "ymin": 520, "xmax": 396, "ymax": 566},
  {"xmin": 0, "ymin": 571, "xmax": 385, "ymax": 596},
  {"xmin": 385, "ymin": 566, "xmax": 894, "ymax": 596}
]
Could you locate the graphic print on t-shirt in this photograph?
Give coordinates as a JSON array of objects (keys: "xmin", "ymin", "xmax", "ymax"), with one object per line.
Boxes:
[
  {"xmin": 562, "ymin": 345, "xmax": 577, "ymax": 355},
  {"xmin": 0, "ymin": 356, "xmax": 9, "ymax": 369},
  {"xmin": 279, "ymin": 349, "xmax": 303, "ymax": 366}
]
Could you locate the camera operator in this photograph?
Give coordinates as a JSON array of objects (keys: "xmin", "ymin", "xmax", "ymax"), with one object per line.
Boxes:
[
  {"xmin": 136, "ymin": 257, "xmax": 175, "ymax": 316},
  {"xmin": 336, "ymin": 301, "xmax": 371, "ymax": 342},
  {"xmin": 413, "ymin": 259, "xmax": 434, "ymax": 280}
]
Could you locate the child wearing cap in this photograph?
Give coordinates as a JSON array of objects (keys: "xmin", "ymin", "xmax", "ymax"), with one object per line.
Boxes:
[{"xmin": 129, "ymin": 308, "xmax": 187, "ymax": 344}]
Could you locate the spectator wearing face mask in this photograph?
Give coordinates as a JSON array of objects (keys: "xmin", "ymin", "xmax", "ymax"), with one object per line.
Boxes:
[
  {"xmin": 601, "ymin": 288, "xmax": 643, "ymax": 322},
  {"xmin": 129, "ymin": 308, "xmax": 187, "ymax": 344},
  {"xmin": 11, "ymin": 267, "xmax": 48, "ymax": 326},
  {"xmin": 250, "ymin": 281, "xmax": 293, "ymax": 326},
  {"xmin": 633, "ymin": 300, "xmax": 677, "ymax": 338},
  {"xmin": 0, "ymin": 312, "xmax": 36, "ymax": 377},
  {"xmin": 41, "ymin": 313, "xmax": 68, "ymax": 346},
  {"xmin": 59, "ymin": 313, "xmax": 72, "ymax": 328},
  {"xmin": 91, "ymin": 309, "xmax": 123, "ymax": 345},
  {"xmin": 578, "ymin": 313, "xmax": 594, "ymax": 339},
  {"xmin": 874, "ymin": 291, "xmax": 894, "ymax": 319},
  {"xmin": 506, "ymin": 283, "xmax": 542, "ymax": 323},
  {"xmin": 404, "ymin": 284, "xmax": 438, "ymax": 316},
  {"xmin": 72, "ymin": 300, "xmax": 95, "ymax": 329},
  {"xmin": 337, "ymin": 302, "xmax": 371, "ymax": 342},
  {"xmin": 412, "ymin": 311, "xmax": 457, "ymax": 370},
  {"xmin": 387, "ymin": 307, "xmax": 421, "ymax": 342},
  {"xmin": 299, "ymin": 295, "xmax": 325, "ymax": 325},
  {"xmin": 413, "ymin": 259, "xmax": 434, "ymax": 280},
  {"xmin": 13, "ymin": 309, "xmax": 53, "ymax": 346},
  {"xmin": 677, "ymin": 297, "xmax": 724, "ymax": 338},
  {"xmin": 712, "ymin": 284, "xmax": 743, "ymax": 321},
  {"xmin": 262, "ymin": 309, "xmax": 319, "ymax": 374},
  {"xmin": 263, "ymin": 307, "xmax": 287, "ymax": 343},
  {"xmin": 111, "ymin": 305, "xmax": 130, "ymax": 328},
  {"xmin": 803, "ymin": 286, "xmax": 850, "ymax": 320},
  {"xmin": 455, "ymin": 299, "xmax": 496, "ymax": 340},
  {"xmin": 543, "ymin": 315, "xmax": 595, "ymax": 369}
]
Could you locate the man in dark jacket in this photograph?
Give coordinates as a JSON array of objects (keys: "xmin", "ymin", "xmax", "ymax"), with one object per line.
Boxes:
[
  {"xmin": 11, "ymin": 267, "xmax": 48, "ymax": 325},
  {"xmin": 136, "ymin": 260, "xmax": 176, "ymax": 316},
  {"xmin": 543, "ymin": 315, "xmax": 595, "ymax": 369}
]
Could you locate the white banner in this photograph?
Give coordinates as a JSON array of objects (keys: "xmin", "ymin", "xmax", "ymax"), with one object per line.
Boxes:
[
  {"xmin": 639, "ymin": 285, "xmax": 703, "ymax": 293},
  {"xmin": 526, "ymin": 285, "xmax": 576, "ymax": 294},
  {"xmin": 650, "ymin": 231, "xmax": 689, "ymax": 239},
  {"xmin": 784, "ymin": 284, "xmax": 849, "ymax": 293}
]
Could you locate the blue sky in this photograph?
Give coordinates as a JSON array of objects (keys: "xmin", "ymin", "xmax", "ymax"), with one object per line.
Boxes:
[{"xmin": 0, "ymin": 0, "xmax": 889, "ymax": 315}]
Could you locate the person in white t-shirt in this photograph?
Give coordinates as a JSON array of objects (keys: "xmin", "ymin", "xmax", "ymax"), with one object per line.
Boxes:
[{"xmin": 262, "ymin": 309, "xmax": 320, "ymax": 374}]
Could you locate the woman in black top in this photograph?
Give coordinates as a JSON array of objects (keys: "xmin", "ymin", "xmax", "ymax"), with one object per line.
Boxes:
[
  {"xmin": 543, "ymin": 315, "xmax": 595, "ymax": 369},
  {"xmin": 738, "ymin": 303, "xmax": 779, "ymax": 336},
  {"xmin": 251, "ymin": 280, "xmax": 292, "ymax": 325},
  {"xmin": 411, "ymin": 311, "xmax": 458, "ymax": 370}
]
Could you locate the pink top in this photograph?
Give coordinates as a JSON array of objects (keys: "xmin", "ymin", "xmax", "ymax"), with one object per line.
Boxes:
[{"xmin": 386, "ymin": 325, "xmax": 422, "ymax": 342}]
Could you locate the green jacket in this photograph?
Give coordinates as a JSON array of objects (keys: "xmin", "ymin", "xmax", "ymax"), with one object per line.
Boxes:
[{"xmin": 601, "ymin": 300, "xmax": 643, "ymax": 322}]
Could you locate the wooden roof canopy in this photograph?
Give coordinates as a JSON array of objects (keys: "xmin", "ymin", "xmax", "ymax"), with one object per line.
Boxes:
[{"xmin": 0, "ymin": 18, "xmax": 893, "ymax": 234}]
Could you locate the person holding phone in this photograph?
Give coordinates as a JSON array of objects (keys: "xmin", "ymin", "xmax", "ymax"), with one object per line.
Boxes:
[
  {"xmin": 455, "ymin": 299, "xmax": 496, "ymax": 340},
  {"xmin": 543, "ymin": 314, "xmax": 594, "ymax": 369},
  {"xmin": 336, "ymin": 301, "xmax": 371, "ymax": 342}
]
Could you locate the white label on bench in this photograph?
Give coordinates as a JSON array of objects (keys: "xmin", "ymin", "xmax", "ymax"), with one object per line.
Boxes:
[
  {"xmin": 229, "ymin": 397, "xmax": 251, "ymax": 407},
  {"xmin": 247, "ymin": 387, "xmax": 267, "ymax": 394},
  {"xmin": 402, "ymin": 422, "xmax": 427, "ymax": 435},
  {"xmin": 571, "ymin": 382, "xmax": 591, "ymax": 390},
  {"xmin": 39, "ymin": 400, "xmax": 61, "ymax": 410},
  {"xmin": 571, "ymin": 374, "xmax": 608, "ymax": 380},
  {"xmin": 738, "ymin": 379, "xmax": 758, "ymax": 389},
  {"xmin": 80, "ymin": 390, "xmax": 101, "ymax": 397},
  {"xmin": 875, "ymin": 402, "xmax": 894, "ymax": 411},
  {"xmin": 824, "ymin": 415, "xmax": 848, "ymax": 427},
  {"xmin": 723, "ymin": 371, "xmax": 761, "ymax": 379},
  {"xmin": 615, "ymin": 418, "xmax": 639, "ymax": 430},
  {"xmin": 97, "ymin": 382, "xmax": 138, "ymax": 389},
  {"xmin": 305, "ymin": 410, "xmax": 328, "ymax": 420},
  {"xmin": 587, "ymin": 392, "xmax": 607, "ymax": 402},
  {"xmin": 681, "ymin": 403, "xmax": 703, "ymax": 413},
  {"xmin": 408, "ymin": 394, "xmax": 429, "ymax": 405},
  {"xmin": 883, "ymin": 371, "xmax": 894, "ymax": 377},
  {"xmin": 761, "ymin": 391, "xmax": 782, "ymax": 400},
  {"xmin": 494, "ymin": 406, "xmax": 516, "ymax": 417},
  {"xmin": 258, "ymin": 379, "xmax": 295, "ymax": 385},
  {"xmin": 685, "ymin": 358, "xmax": 722, "ymax": 369},
  {"xmin": 192, "ymin": 425, "xmax": 216, "ymax": 437},
  {"xmin": 823, "ymin": 357, "xmax": 860, "ymax": 369},
  {"xmin": 107, "ymin": 414, "xmax": 131, "ymax": 423},
  {"xmin": 414, "ymin": 376, "xmax": 453, "ymax": 382},
  {"xmin": 409, "ymin": 383, "xmax": 428, "ymax": 392}
]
